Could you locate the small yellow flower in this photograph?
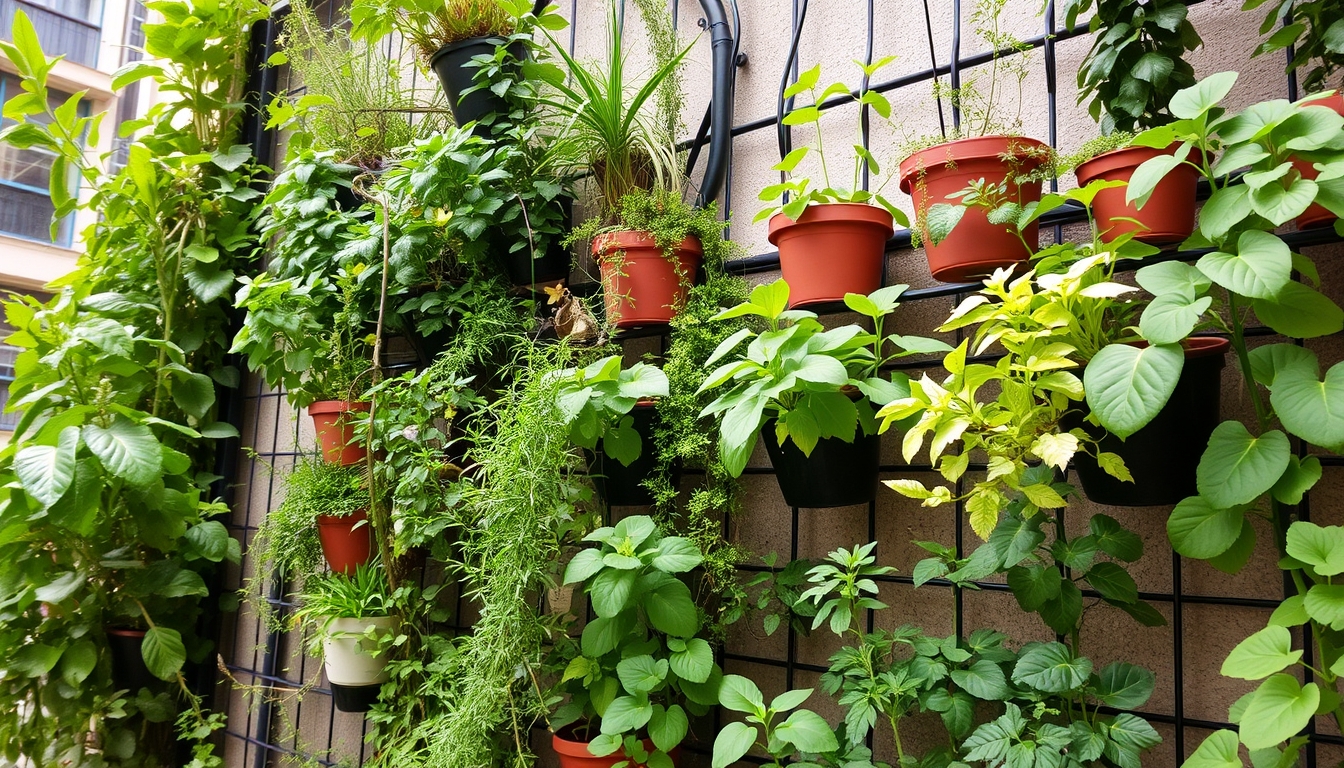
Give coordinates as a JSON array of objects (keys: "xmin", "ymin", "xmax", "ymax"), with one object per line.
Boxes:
[
  {"xmin": 432, "ymin": 207, "xmax": 452, "ymax": 226},
  {"xmin": 543, "ymin": 283, "xmax": 566, "ymax": 305}
]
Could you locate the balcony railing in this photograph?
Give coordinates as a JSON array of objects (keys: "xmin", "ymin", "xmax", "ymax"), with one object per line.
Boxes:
[{"xmin": 0, "ymin": 0, "xmax": 99, "ymax": 69}]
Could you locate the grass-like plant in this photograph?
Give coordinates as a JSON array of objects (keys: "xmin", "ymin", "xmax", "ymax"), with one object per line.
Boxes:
[
  {"xmin": 350, "ymin": 0, "xmax": 516, "ymax": 62},
  {"xmin": 293, "ymin": 563, "xmax": 393, "ymax": 625},
  {"xmin": 251, "ymin": 457, "xmax": 368, "ymax": 583}
]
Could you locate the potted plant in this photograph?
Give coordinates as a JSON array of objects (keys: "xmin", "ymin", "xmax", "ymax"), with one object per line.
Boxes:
[
  {"xmin": 1065, "ymin": 0, "xmax": 1202, "ymax": 244},
  {"xmin": 698, "ymin": 279, "xmax": 950, "ymax": 508},
  {"xmin": 1245, "ymin": 0, "xmax": 1344, "ymax": 229},
  {"xmin": 550, "ymin": 515, "xmax": 721, "ymax": 768},
  {"xmin": 897, "ymin": 0, "xmax": 1052, "ymax": 283},
  {"xmin": 762, "ymin": 58, "xmax": 907, "ymax": 307},
  {"xmin": 542, "ymin": 1, "xmax": 705, "ymax": 328},
  {"xmin": 253, "ymin": 457, "xmax": 371, "ymax": 578},
  {"xmin": 293, "ymin": 564, "xmax": 398, "ymax": 713},
  {"xmin": 551, "ymin": 355, "xmax": 670, "ymax": 506}
]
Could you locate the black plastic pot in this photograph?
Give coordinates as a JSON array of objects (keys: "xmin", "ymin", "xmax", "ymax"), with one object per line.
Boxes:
[
  {"xmin": 429, "ymin": 37, "xmax": 521, "ymax": 133},
  {"xmin": 106, "ymin": 628, "xmax": 158, "ymax": 693},
  {"xmin": 761, "ymin": 420, "xmax": 881, "ymax": 508},
  {"xmin": 331, "ymin": 682, "xmax": 382, "ymax": 713},
  {"xmin": 498, "ymin": 195, "xmax": 573, "ymax": 286},
  {"xmin": 590, "ymin": 403, "xmax": 673, "ymax": 506},
  {"xmin": 1071, "ymin": 337, "xmax": 1229, "ymax": 506}
]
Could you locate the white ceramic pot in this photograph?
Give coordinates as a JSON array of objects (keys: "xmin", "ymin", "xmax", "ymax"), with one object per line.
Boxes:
[{"xmin": 320, "ymin": 616, "xmax": 397, "ymax": 686}]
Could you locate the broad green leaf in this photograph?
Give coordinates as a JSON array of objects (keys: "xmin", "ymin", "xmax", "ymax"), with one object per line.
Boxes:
[
  {"xmin": 141, "ymin": 626, "xmax": 186, "ymax": 681},
  {"xmin": 1272, "ymin": 456, "xmax": 1322, "ymax": 505},
  {"xmin": 14, "ymin": 425, "xmax": 79, "ymax": 507},
  {"xmin": 616, "ymin": 655, "xmax": 668, "ymax": 694},
  {"xmin": 712, "ymin": 721, "xmax": 757, "ymax": 768},
  {"xmin": 12, "ymin": 644, "xmax": 63, "ymax": 677},
  {"xmin": 564, "ymin": 548, "xmax": 605, "ymax": 584},
  {"xmin": 1108, "ymin": 713, "xmax": 1162, "ymax": 750},
  {"xmin": 1209, "ymin": 518, "xmax": 1258, "ymax": 575},
  {"xmin": 1249, "ymin": 344, "xmax": 1319, "ymax": 388},
  {"xmin": 1221, "ymin": 626, "xmax": 1301, "ymax": 680},
  {"xmin": 1136, "ymin": 261, "xmax": 1211, "ymax": 300},
  {"xmin": 1093, "ymin": 663, "xmax": 1155, "ymax": 709},
  {"xmin": 60, "ymin": 639, "xmax": 97, "ymax": 687},
  {"xmin": 669, "ymin": 638, "xmax": 713, "ymax": 683},
  {"xmin": 1269, "ymin": 595, "xmax": 1309, "ymax": 628},
  {"xmin": 648, "ymin": 704, "xmax": 688, "ymax": 753},
  {"xmin": 589, "ymin": 568, "xmax": 638, "ymax": 618},
  {"xmin": 1184, "ymin": 731, "xmax": 1243, "ymax": 768},
  {"xmin": 1168, "ymin": 496, "xmax": 1244, "ymax": 559},
  {"xmin": 1238, "ymin": 674, "xmax": 1319, "ymax": 750},
  {"xmin": 35, "ymin": 571, "xmax": 83, "ymax": 603},
  {"xmin": 83, "ymin": 416, "xmax": 162, "ymax": 486},
  {"xmin": 581, "ymin": 612, "xmax": 636, "ymax": 656},
  {"xmin": 1195, "ymin": 230, "xmax": 1291, "ymax": 299},
  {"xmin": 770, "ymin": 688, "xmax": 814, "ymax": 712},
  {"xmin": 641, "ymin": 574, "xmax": 699, "ymax": 638},
  {"xmin": 1006, "ymin": 565, "xmax": 1062, "ymax": 611},
  {"xmin": 1253, "ymin": 283, "xmax": 1344, "ymax": 339},
  {"xmin": 1084, "ymin": 343, "xmax": 1184, "ymax": 438},
  {"xmin": 1196, "ymin": 422, "xmax": 1290, "ymax": 508},
  {"xmin": 775, "ymin": 709, "xmax": 838, "ymax": 753},
  {"xmin": 1126, "ymin": 152, "xmax": 1186, "ymax": 207},
  {"xmin": 1250, "ymin": 177, "xmax": 1317, "ymax": 226},
  {"xmin": 651, "ymin": 537, "xmax": 703, "ymax": 573},
  {"xmin": 1169, "ymin": 71, "xmax": 1237, "ymax": 119},
  {"xmin": 1285, "ymin": 522, "xmax": 1344, "ymax": 576},
  {"xmin": 1304, "ymin": 583, "xmax": 1344, "ymax": 630},
  {"xmin": 1091, "ymin": 514, "xmax": 1143, "ymax": 561},
  {"xmin": 1200, "ymin": 185, "xmax": 1254, "ymax": 241},
  {"xmin": 600, "ymin": 695, "xmax": 653, "ymax": 735},
  {"xmin": 1140, "ymin": 293, "xmax": 1211, "ymax": 344},
  {"xmin": 950, "ymin": 659, "xmax": 1010, "ymax": 701},
  {"xmin": 1270, "ymin": 362, "xmax": 1344, "ymax": 448},
  {"xmin": 1084, "ymin": 562, "xmax": 1138, "ymax": 604},
  {"xmin": 718, "ymin": 674, "xmax": 765, "ymax": 714},
  {"xmin": 1012, "ymin": 642, "xmax": 1092, "ymax": 693}
]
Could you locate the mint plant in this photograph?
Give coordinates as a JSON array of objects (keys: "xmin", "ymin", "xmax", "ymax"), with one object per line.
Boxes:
[{"xmin": 552, "ymin": 356, "xmax": 670, "ymax": 466}]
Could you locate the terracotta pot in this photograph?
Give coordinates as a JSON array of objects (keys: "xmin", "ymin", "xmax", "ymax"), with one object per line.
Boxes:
[
  {"xmin": 552, "ymin": 732, "xmax": 672, "ymax": 768},
  {"xmin": 900, "ymin": 136, "xmax": 1050, "ymax": 283},
  {"xmin": 1292, "ymin": 92, "xmax": 1344, "ymax": 230},
  {"xmin": 767, "ymin": 203, "xmax": 894, "ymax": 308},
  {"xmin": 106, "ymin": 627, "xmax": 157, "ymax": 693},
  {"xmin": 1071, "ymin": 337, "xmax": 1229, "ymax": 506},
  {"xmin": 1076, "ymin": 144, "xmax": 1198, "ymax": 244},
  {"xmin": 316, "ymin": 510, "xmax": 373, "ymax": 575},
  {"xmin": 593, "ymin": 232, "xmax": 702, "ymax": 328},
  {"xmin": 308, "ymin": 400, "xmax": 370, "ymax": 466}
]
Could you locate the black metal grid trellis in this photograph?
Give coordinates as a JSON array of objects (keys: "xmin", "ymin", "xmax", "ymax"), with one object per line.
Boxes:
[{"xmin": 214, "ymin": 0, "xmax": 1344, "ymax": 766}]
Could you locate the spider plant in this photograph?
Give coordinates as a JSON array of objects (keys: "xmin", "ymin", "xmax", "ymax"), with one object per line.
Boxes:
[{"xmin": 538, "ymin": 1, "xmax": 694, "ymax": 217}]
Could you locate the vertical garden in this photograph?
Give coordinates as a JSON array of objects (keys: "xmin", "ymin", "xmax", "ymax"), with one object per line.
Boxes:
[{"xmin": 3, "ymin": 1, "xmax": 1344, "ymax": 768}]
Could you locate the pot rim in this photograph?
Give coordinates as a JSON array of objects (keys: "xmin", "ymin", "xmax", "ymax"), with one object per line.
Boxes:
[
  {"xmin": 551, "ymin": 730, "xmax": 657, "ymax": 757},
  {"xmin": 316, "ymin": 508, "xmax": 369, "ymax": 525},
  {"xmin": 1118, "ymin": 336, "xmax": 1230, "ymax": 359},
  {"xmin": 308, "ymin": 400, "xmax": 371, "ymax": 415},
  {"xmin": 899, "ymin": 135, "xmax": 1051, "ymax": 191},
  {"xmin": 766, "ymin": 201, "xmax": 896, "ymax": 243},
  {"xmin": 429, "ymin": 35, "xmax": 509, "ymax": 64},
  {"xmin": 591, "ymin": 230, "xmax": 704, "ymax": 259},
  {"xmin": 1075, "ymin": 144, "xmax": 1176, "ymax": 182}
]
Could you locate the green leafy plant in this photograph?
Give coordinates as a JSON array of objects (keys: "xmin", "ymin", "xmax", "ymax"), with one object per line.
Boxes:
[
  {"xmin": 711, "ymin": 675, "xmax": 839, "ymax": 768},
  {"xmin": 1247, "ymin": 0, "xmax": 1344, "ymax": 94},
  {"xmin": 250, "ymin": 458, "xmax": 368, "ymax": 584},
  {"xmin": 0, "ymin": 0, "xmax": 265, "ymax": 762},
  {"xmin": 552, "ymin": 515, "xmax": 721, "ymax": 767},
  {"xmin": 293, "ymin": 563, "xmax": 394, "ymax": 626},
  {"xmin": 761, "ymin": 58, "xmax": 908, "ymax": 225},
  {"xmin": 552, "ymin": 356, "xmax": 669, "ymax": 466},
  {"xmin": 699, "ymin": 278, "xmax": 950, "ymax": 477},
  {"xmin": 349, "ymin": 0, "xmax": 517, "ymax": 61},
  {"xmin": 1065, "ymin": 0, "xmax": 1200, "ymax": 134}
]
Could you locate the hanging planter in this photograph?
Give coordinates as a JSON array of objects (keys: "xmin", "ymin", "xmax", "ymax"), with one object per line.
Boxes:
[
  {"xmin": 307, "ymin": 400, "xmax": 370, "ymax": 466},
  {"xmin": 589, "ymin": 401, "xmax": 672, "ymax": 506},
  {"xmin": 593, "ymin": 232, "xmax": 702, "ymax": 328},
  {"xmin": 105, "ymin": 628, "xmax": 157, "ymax": 693},
  {"xmin": 1076, "ymin": 145, "xmax": 1199, "ymax": 244},
  {"xmin": 900, "ymin": 136, "xmax": 1050, "ymax": 283},
  {"xmin": 322, "ymin": 615, "xmax": 397, "ymax": 712},
  {"xmin": 316, "ymin": 510, "xmax": 373, "ymax": 575},
  {"xmin": 552, "ymin": 731, "xmax": 671, "ymax": 768},
  {"xmin": 768, "ymin": 203, "xmax": 894, "ymax": 308},
  {"xmin": 1072, "ymin": 337, "xmax": 1229, "ymax": 506},
  {"xmin": 1291, "ymin": 92, "xmax": 1344, "ymax": 230},
  {"xmin": 429, "ymin": 38, "xmax": 522, "ymax": 133},
  {"xmin": 761, "ymin": 420, "xmax": 880, "ymax": 509}
]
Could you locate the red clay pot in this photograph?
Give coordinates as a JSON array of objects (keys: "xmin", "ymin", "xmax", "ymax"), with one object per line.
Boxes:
[
  {"xmin": 552, "ymin": 732, "xmax": 674, "ymax": 768},
  {"xmin": 316, "ymin": 509, "xmax": 372, "ymax": 575},
  {"xmin": 593, "ymin": 231, "xmax": 703, "ymax": 328},
  {"xmin": 1076, "ymin": 144, "xmax": 1199, "ymax": 244},
  {"xmin": 308, "ymin": 400, "xmax": 370, "ymax": 466},
  {"xmin": 900, "ymin": 136, "xmax": 1050, "ymax": 283},
  {"xmin": 1292, "ymin": 92, "xmax": 1344, "ymax": 230},
  {"xmin": 768, "ymin": 203, "xmax": 894, "ymax": 308}
]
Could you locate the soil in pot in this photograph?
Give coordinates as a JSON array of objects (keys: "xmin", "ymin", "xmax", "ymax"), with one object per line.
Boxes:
[
  {"xmin": 1070, "ymin": 336, "xmax": 1229, "ymax": 506},
  {"xmin": 1292, "ymin": 93, "xmax": 1344, "ymax": 230},
  {"xmin": 429, "ymin": 38, "xmax": 524, "ymax": 134},
  {"xmin": 322, "ymin": 615, "xmax": 396, "ymax": 712},
  {"xmin": 500, "ymin": 195, "xmax": 574, "ymax": 287},
  {"xmin": 552, "ymin": 728, "xmax": 674, "ymax": 768},
  {"xmin": 1076, "ymin": 145, "xmax": 1199, "ymax": 244},
  {"xmin": 768, "ymin": 203, "xmax": 895, "ymax": 308},
  {"xmin": 900, "ymin": 136, "xmax": 1050, "ymax": 283},
  {"xmin": 106, "ymin": 628, "xmax": 158, "ymax": 693},
  {"xmin": 761, "ymin": 419, "xmax": 881, "ymax": 508},
  {"xmin": 316, "ymin": 510, "xmax": 373, "ymax": 575},
  {"xmin": 589, "ymin": 402, "xmax": 677, "ymax": 506},
  {"xmin": 594, "ymin": 232, "xmax": 703, "ymax": 329},
  {"xmin": 308, "ymin": 400, "xmax": 370, "ymax": 466}
]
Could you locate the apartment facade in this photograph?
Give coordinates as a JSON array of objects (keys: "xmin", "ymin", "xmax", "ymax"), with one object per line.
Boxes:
[{"xmin": 0, "ymin": 0, "xmax": 152, "ymax": 433}]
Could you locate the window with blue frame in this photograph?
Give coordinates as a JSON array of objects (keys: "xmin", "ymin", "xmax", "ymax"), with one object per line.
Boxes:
[
  {"xmin": 0, "ymin": 318, "xmax": 18, "ymax": 432},
  {"xmin": 0, "ymin": 73, "xmax": 82, "ymax": 246}
]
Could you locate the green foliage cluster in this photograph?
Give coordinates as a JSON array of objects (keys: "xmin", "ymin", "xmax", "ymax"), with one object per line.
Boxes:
[
  {"xmin": 553, "ymin": 356, "xmax": 670, "ymax": 466},
  {"xmin": 1248, "ymin": 0, "xmax": 1344, "ymax": 94},
  {"xmin": 252, "ymin": 458, "xmax": 367, "ymax": 583},
  {"xmin": 0, "ymin": 0, "xmax": 265, "ymax": 763}
]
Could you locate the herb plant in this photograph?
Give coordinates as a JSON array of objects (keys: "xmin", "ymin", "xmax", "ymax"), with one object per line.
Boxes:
[
  {"xmin": 711, "ymin": 676, "xmax": 839, "ymax": 768},
  {"xmin": 553, "ymin": 515, "xmax": 721, "ymax": 766},
  {"xmin": 761, "ymin": 58, "xmax": 909, "ymax": 225},
  {"xmin": 552, "ymin": 356, "xmax": 670, "ymax": 466},
  {"xmin": 699, "ymin": 279, "xmax": 950, "ymax": 477},
  {"xmin": 250, "ymin": 458, "xmax": 368, "ymax": 583}
]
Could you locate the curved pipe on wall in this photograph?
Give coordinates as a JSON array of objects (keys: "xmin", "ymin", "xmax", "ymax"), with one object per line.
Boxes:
[{"xmin": 695, "ymin": 0, "xmax": 736, "ymax": 207}]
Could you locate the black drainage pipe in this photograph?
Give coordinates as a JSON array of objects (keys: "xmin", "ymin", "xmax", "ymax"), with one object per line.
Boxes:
[{"xmin": 695, "ymin": 0, "xmax": 735, "ymax": 207}]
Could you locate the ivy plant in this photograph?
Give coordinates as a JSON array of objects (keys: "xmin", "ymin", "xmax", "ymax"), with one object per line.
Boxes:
[
  {"xmin": 551, "ymin": 356, "xmax": 670, "ymax": 466},
  {"xmin": 552, "ymin": 516, "xmax": 721, "ymax": 767},
  {"xmin": 699, "ymin": 278, "xmax": 950, "ymax": 477}
]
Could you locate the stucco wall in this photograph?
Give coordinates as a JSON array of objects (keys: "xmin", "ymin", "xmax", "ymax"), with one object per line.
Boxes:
[{"xmin": 216, "ymin": 1, "xmax": 1342, "ymax": 766}]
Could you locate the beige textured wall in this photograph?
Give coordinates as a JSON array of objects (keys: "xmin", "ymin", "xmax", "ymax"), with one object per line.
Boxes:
[{"xmin": 215, "ymin": 1, "xmax": 1340, "ymax": 766}]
